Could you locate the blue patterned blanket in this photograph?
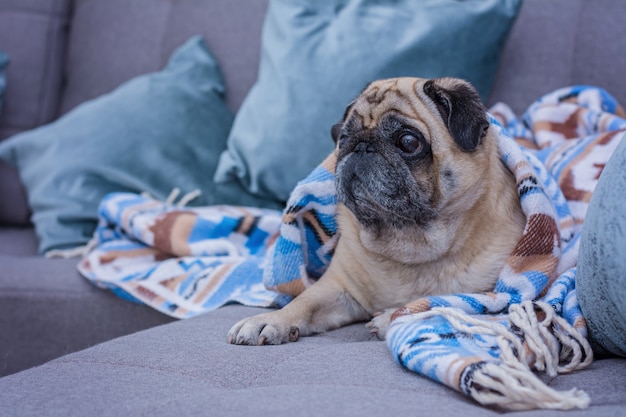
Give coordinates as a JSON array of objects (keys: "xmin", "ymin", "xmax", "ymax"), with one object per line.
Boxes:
[{"xmin": 78, "ymin": 86, "xmax": 625, "ymax": 410}]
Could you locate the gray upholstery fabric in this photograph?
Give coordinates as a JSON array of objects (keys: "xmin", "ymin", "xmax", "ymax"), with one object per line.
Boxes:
[
  {"xmin": 573, "ymin": 0, "xmax": 626, "ymax": 101},
  {"xmin": 488, "ymin": 0, "xmax": 626, "ymax": 113},
  {"xmin": 0, "ymin": 245, "xmax": 173, "ymax": 377},
  {"xmin": 0, "ymin": 0, "xmax": 71, "ymax": 224},
  {"xmin": 60, "ymin": 0, "xmax": 267, "ymax": 115},
  {"xmin": 0, "ymin": 161, "xmax": 29, "ymax": 225},
  {"xmin": 0, "ymin": 305, "xmax": 624, "ymax": 417},
  {"xmin": 0, "ymin": 226, "xmax": 37, "ymax": 256},
  {"xmin": 0, "ymin": 0, "xmax": 71, "ymax": 140}
]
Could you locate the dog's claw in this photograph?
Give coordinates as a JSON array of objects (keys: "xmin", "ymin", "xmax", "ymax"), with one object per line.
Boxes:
[
  {"xmin": 365, "ymin": 322, "xmax": 383, "ymax": 340},
  {"xmin": 288, "ymin": 326, "xmax": 300, "ymax": 342},
  {"xmin": 366, "ymin": 309, "xmax": 395, "ymax": 341}
]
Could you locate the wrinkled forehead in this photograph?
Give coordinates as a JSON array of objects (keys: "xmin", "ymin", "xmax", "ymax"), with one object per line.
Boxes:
[{"xmin": 347, "ymin": 78, "xmax": 430, "ymax": 130}]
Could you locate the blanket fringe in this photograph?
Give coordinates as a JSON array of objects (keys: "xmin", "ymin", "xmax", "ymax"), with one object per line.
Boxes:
[
  {"xmin": 141, "ymin": 187, "xmax": 202, "ymax": 207},
  {"xmin": 426, "ymin": 300, "xmax": 593, "ymax": 410},
  {"xmin": 469, "ymin": 362, "xmax": 590, "ymax": 410}
]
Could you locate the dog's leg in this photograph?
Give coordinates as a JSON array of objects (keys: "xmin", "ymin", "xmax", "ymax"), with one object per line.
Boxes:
[{"xmin": 227, "ymin": 274, "xmax": 370, "ymax": 345}]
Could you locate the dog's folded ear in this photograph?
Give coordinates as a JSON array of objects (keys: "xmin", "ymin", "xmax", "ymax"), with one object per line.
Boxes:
[
  {"xmin": 331, "ymin": 123, "xmax": 343, "ymax": 143},
  {"xmin": 423, "ymin": 78, "xmax": 489, "ymax": 152},
  {"xmin": 331, "ymin": 100, "xmax": 356, "ymax": 144}
]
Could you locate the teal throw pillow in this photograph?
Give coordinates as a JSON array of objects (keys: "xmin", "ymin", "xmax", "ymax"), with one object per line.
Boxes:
[
  {"xmin": 0, "ymin": 50, "xmax": 8, "ymax": 114},
  {"xmin": 215, "ymin": 0, "xmax": 522, "ymax": 201},
  {"xmin": 0, "ymin": 36, "xmax": 280, "ymax": 255},
  {"xmin": 577, "ymin": 131, "xmax": 626, "ymax": 357}
]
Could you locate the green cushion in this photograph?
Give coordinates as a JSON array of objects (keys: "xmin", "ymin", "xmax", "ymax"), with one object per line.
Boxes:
[
  {"xmin": 214, "ymin": 0, "xmax": 522, "ymax": 201},
  {"xmin": 0, "ymin": 36, "xmax": 280, "ymax": 255}
]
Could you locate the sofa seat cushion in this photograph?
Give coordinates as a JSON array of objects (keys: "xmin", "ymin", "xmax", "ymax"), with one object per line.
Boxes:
[
  {"xmin": 0, "ymin": 253, "xmax": 174, "ymax": 377},
  {"xmin": 0, "ymin": 304, "xmax": 624, "ymax": 416}
]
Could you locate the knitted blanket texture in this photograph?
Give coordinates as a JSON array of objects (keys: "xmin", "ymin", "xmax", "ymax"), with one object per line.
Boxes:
[{"xmin": 78, "ymin": 86, "xmax": 625, "ymax": 410}]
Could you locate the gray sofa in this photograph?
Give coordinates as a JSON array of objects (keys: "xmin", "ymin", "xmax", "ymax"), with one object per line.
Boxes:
[{"xmin": 0, "ymin": 0, "xmax": 625, "ymax": 415}]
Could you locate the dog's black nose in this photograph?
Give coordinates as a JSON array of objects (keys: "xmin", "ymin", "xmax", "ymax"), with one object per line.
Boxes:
[{"xmin": 354, "ymin": 142, "xmax": 375, "ymax": 154}]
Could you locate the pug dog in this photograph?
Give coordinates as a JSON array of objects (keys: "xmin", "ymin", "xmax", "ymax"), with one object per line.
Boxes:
[{"xmin": 227, "ymin": 77, "xmax": 526, "ymax": 345}]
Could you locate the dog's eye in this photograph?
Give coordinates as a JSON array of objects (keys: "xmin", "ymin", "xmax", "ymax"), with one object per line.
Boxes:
[{"xmin": 396, "ymin": 133, "xmax": 422, "ymax": 154}]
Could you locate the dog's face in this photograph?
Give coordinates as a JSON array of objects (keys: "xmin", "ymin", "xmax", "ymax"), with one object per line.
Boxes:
[{"xmin": 332, "ymin": 77, "xmax": 493, "ymax": 261}]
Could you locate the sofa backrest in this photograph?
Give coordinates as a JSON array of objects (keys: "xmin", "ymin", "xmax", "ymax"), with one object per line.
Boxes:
[
  {"xmin": 489, "ymin": 0, "xmax": 626, "ymax": 114},
  {"xmin": 59, "ymin": 0, "xmax": 269, "ymax": 117},
  {"xmin": 0, "ymin": 0, "xmax": 625, "ymax": 226},
  {"xmin": 0, "ymin": 0, "xmax": 71, "ymax": 140}
]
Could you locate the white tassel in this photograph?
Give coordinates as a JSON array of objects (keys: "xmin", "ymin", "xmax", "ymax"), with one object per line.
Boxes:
[
  {"xmin": 176, "ymin": 189, "xmax": 202, "ymax": 207},
  {"xmin": 507, "ymin": 301, "xmax": 593, "ymax": 376},
  {"xmin": 423, "ymin": 300, "xmax": 593, "ymax": 410},
  {"xmin": 165, "ymin": 188, "xmax": 181, "ymax": 205},
  {"xmin": 156, "ymin": 187, "xmax": 202, "ymax": 207},
  {"xmin": 469, "ymin": 362, "xmax": 590, "ymax": 410}
]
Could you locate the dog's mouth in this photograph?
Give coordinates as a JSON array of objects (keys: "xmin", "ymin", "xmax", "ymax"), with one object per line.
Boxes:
[{"xmin": 335, "ymin": 150, "xmax": 434, "ymax": 231}]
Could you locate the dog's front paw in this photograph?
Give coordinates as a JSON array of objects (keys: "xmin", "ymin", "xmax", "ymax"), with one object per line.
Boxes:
[
  {"xmin": 365, "ymin": 309, "xmax": 396, "ymax": 340},
  {"xmin": 227, "ymin": 312, "xmax": 300, "ymax": 346}
]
